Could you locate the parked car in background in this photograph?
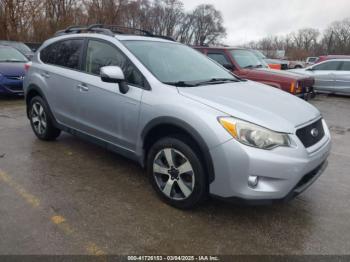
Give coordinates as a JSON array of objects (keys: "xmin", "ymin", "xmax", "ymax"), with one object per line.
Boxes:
[
  {"xmin": 306, "ymin": 57, "xmax": 319, "ymax": 66},
  {"xmin": 288, "ymin": 60, "xmax": 305, "ymax": 69},
  {"xmin": 24, "ymin": 25, "xmax": 331, "ymax": 208},
  {"xmin": 0, "ymin": 45, "xmax": 28, "ymax": 95},
  {"xmin": 195, "ymin": 46, "xmax": 315, "ymax": 100},
  {"xmin": 290, "ymin": 59, "xmax": 350, "ymax": 95},
  {"xmin": 0, "ymin": 40, "xmax": 34, "ymax": 59},
  {"xmin": 316, "ymin": 55, "xmax": 350, "ymax": 64},
  {"xmin": 24, "ymin": 42, "xmax": 42, "ymax": 52},
  {"xmin": 252, "ymin": 50, "xmax": 289, "ymax": 70}
]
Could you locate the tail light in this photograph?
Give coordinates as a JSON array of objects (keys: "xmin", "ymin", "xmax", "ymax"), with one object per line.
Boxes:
[{"xmin": 24, "ymin": 62, "xmax": 32, "ymax": 73}]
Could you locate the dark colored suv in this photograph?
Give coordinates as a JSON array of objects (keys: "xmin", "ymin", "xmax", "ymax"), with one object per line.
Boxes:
[{"xmin": 195, "ymin": 47, "xmax": 315, "ymax": 100}]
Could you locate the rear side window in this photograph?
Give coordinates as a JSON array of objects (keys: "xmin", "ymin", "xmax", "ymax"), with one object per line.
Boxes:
[
  {"xmin": 40, "ymin": 39, "xmax": 84, "ymax": 70},
  {"xmin": 207, "ymin": 53, "xmax": 231, "ymax": 66},
  {"xmin": 313, "ymin": 61, "xmax": 341, "ymax": 71},
  {"xmin": 85, "ymin": 40, "xmax": 145, "ymax": 87},
  {"xmin": 340, "ymin": 62, "xmax": 350, "ymax": 71}
]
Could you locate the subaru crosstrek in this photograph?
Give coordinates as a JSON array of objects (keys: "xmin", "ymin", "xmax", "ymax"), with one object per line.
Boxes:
[{"xmin": 24, "ymin": 25, "xmax": 331, "ymax": 209}]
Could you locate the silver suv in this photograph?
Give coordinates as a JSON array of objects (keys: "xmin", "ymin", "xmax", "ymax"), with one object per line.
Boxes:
[{"xmin": 24, "ymin": 25, "xmax": 331, "ymax": 209}]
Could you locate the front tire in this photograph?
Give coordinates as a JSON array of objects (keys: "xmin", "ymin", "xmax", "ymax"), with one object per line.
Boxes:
[
  {"xmin": 29, "ymin": 96, "xmax": 61, "ymax": 141},
  {"xmin": 147, "ymin": 136, "xmax": 207, "ymax": 209}
]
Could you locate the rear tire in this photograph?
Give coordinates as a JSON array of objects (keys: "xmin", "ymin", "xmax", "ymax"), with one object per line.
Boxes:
[
  {"xmin": 29, "ymin": 96, "xmax": 61, "ymax": 141},
  {"xmin": 147, "ymin": 136, "xmax": 207, "ymax": 209}
]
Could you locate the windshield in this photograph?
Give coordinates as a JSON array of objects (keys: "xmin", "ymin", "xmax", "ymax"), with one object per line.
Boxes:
[
  {"xmin": 122, "ymin": 40, "xmax": 237, "ymax": 85},
  {"xmin": 0, "ymin": 47, "xmax": 29, "ymax": 62},
  {"xmin": 308, "ymin": 57, "xmax": 317, "ymax": 63},
  {"xmin": 252, "ymin": 50, "xmax": 266, "ymax": 59},
  {"xmin": 231, "ymin": 49, "xmax": 269, "ymax": 69},
  {"xmin": 0, "ymin": 41, "xmax": 32, "ymax": 54}
]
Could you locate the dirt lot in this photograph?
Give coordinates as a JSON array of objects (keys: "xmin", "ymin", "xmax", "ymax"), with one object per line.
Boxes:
[{"xmin": 0, "ymin": 95, "xmax": 349, "ymax": 255}]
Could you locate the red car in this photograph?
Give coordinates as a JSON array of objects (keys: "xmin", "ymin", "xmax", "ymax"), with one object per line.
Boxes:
[
  {"xmin": 316, "ymin": 55, "xmax": 350, "ymax": 64},
  {"xmin": 194, "ymin": 47, "xmax": 315, "ymax": 99}
]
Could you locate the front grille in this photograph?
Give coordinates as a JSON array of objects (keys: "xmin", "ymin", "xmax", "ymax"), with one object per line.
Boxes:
[
  {"xmin": 6, "ymin": 75, "xmax": 24, "ymax": 80},
  {"xmin": 298, "ymin": 79, "xmax": 315, "ymax": 93},
  {"xmin": 296, "ymin": 119, "xmax": 325, "ymax": 148},
  {"xmin": 281, "ymin": 64, "xmax": 289, "ymax": 70}
]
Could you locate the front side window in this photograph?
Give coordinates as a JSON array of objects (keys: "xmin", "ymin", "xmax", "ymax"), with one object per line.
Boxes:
[
  {"xmin": 0, "ymin": 47, "xmax": 28, "ymax": 62},
  {"xmin": 207, "ymin": 53, "xmax": 231, "ymax": 67},
  {"xmin": 122, "ymin": 40, "xmax": 236, "ymax": 84},
  {"xmin": 230, "ymin": 50, "xmax": 268, "ymax": 69},
  {"xmin": 85, "ymin": 40, "xmax": 144, "ymax": 87},
  {"xmin": 312, "ymin": 61, "xmax": 341, "ymax": 71},
  {"xmin": 40, "ymin": 39, "xmax": 84, "ymax": 70}
]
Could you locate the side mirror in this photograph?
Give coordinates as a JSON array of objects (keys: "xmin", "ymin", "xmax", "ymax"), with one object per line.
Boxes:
[
  {"xmin": 100, "ymin": 66, "xmax": 129, "ymax": 94},
  {"xmin": 306, "ymin": 67, "xmax": 314, "ymax": 71}
]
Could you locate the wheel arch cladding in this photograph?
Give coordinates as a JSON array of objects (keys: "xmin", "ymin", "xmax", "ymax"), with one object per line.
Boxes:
[
  {"xmin": 26, "ymin": 85, "xmax": 56, "ymax": 126},
  {"xmin": 141, "ymin": 117, "xmax": 215, "ymax": 183}
]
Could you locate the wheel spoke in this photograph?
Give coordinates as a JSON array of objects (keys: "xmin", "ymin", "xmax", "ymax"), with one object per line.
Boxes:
[
  {"xmin": 41, "ymin": 119, "xmax": 47, "ymax": 129},
  {"xmin": 32, "ymin": 116, "xmax": 40, "ymax": 124},
  {"xmin": 177, "ymin": 161, "xmax": 192, "ymax": 175},
  {"xmin": 163, "ymin": 148, "xmax": 175, "ymax": 167},
  {"xmin": 153, "ymin": 163, "xmax": 169, "ymax": 175},
  {"xmin": 33, "ymin": 104, "xmax": 39, "ymax": 115},
  {"xmin": 38, "ymin": 122, "xmax": 42, "ymax": 134},
  {"xmin": 162, "ymin": 178, "xmax": 174, "ymax": 197},
  {"xmin": 39, "ymin": 106, "xmax": 44, "ymax": 117},
  {"xmin": 177, "ymin": 178, "xmax": 192, "ymax": 198}
]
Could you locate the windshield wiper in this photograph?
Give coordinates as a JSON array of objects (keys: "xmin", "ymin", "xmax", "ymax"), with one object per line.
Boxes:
[
  {"xmin": 0, "ymin": 59, "xmax": 26, "ymax": 63},
  {"xmin": 194, "ymin": 78, "xmax": 240, "ymax": 86},
  {"xmin": 243, "ymin": 65, "xmax": 254, "ymax": 69},
  {"xmin": 163, "ymin": 81, "xmax": 197, "ymax": 87}
]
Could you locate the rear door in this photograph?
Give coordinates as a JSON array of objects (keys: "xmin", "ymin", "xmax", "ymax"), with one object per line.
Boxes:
[
  {"xmin": 39, "ymin": 39, "xmax": 85, "ymax": 128},
  {"xmin": 76, "ymin": 39, "xmax": 144, "ymax": 151},
  {"xmin": 311, "ymin": 61, "xmax": 342, "ymax": 91},
  {"xmin": 334, "ymin": 61, "xmax": 350, "ymax": 94}
]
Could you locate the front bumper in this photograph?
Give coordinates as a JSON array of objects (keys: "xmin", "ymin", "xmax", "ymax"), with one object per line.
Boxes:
[
  {"xmin": 0, "ymin": 77, "xmax": 24, "ymax": 95},
  {"xmin": 209, "ymin": 120, "xmax": 331, "ymax": 202},
  {"xmin": 296, "ymin": 86, "xmax": 316, "ymax": 101}
]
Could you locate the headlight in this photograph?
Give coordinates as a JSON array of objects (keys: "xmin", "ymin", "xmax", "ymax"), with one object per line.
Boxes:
[{"xmin": 219, "ymin": 117, "xmax": 290, "ymax": 150}]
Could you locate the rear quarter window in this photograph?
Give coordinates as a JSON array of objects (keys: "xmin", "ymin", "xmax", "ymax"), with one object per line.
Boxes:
[{"xmin": 40, "ymin": 39, "xmax": 84, "ymax": 70}]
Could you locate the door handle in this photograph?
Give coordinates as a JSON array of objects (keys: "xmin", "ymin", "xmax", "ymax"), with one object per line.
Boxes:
[{"xmin": 77, "ymin": 84, "xmax": 89, "ymax": 92}]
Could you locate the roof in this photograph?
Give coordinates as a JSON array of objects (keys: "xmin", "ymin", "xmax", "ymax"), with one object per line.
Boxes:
[
  {"xmin": 114, "ymin": 34, "xmax": 175, "ymax": 43},
  {"xmin": 193, "ymin": 46, "xmax": 246, "ymax": 50}
]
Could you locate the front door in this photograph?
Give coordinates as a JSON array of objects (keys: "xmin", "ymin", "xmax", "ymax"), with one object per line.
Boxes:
[{"xmin": 76, "ymin": 39, "xmax": 146, "ymax": 151}]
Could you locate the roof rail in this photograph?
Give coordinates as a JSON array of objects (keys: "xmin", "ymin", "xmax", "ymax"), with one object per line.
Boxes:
[{"xmin": 54, "ymin": 24, "xmax": 175, "ymax": 41}]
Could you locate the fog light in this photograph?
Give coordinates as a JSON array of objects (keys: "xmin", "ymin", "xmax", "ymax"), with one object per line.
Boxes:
[{"xmin": 248, "ymin": 176, "xmax": 259, "ymax": 188}]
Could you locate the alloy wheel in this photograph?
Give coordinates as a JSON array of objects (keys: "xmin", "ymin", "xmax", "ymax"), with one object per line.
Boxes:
[
  {"xmin": 31, "ymin": 102, "xmax": 47, "ymax": 135},
  {"xmin": 153, "ymin": 148, "xmax": 195, "ymax": 200}
]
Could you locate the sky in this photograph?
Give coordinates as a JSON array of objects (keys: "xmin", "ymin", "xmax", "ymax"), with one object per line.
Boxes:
[{"xmin": 183, "ymin": 0, "xmax": 350, "ymax": 45}]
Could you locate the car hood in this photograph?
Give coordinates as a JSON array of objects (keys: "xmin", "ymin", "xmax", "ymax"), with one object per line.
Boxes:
[
  {"xmin": 252, "ymin": 68, "xmax": 310, "ymax": 80},
  {"xmin": 178, "ymin": 81, "xmax": 320, "ymax": 133},
  {"xmin": 0, "ymin": 62, "xmax": 26, "ymax": 76}
]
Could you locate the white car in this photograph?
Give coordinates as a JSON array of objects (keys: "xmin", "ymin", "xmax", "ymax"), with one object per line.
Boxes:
[{"xmin": 290, "ymin": 59, "xmax": 350, "ymax": 95}]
